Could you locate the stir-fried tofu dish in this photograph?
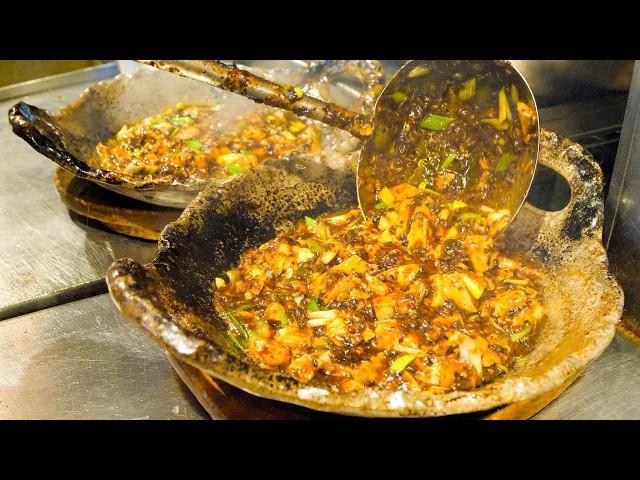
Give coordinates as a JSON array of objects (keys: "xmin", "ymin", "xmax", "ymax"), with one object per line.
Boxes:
[
  {"xmin": 92, "ymin": 103, "xmax": 322, "ymax": 180},
  {"xmin": 214, "ymin": 182, "xmax": 544, "ymax": 393}
]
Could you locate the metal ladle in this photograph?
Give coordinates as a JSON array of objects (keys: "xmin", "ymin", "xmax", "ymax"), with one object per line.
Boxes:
[{"xmin": 138, "ymin": 60, "xmax": 539, "ymax": 232}]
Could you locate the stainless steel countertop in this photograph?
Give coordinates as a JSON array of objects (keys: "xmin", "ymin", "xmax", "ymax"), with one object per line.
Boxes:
[
  {"xmin": 0, "ymin": 294, "xmax": 207, "ymax": 419},
  {"xmin": 0, "ymin": 292, "xmax": 635, "ymax": 419},
  {"xmin": 0, "ymin": 67, "xmax": 157, "ymax": 318},
  {"xmin": 0, "ymin": 64, "xmax": 638, "ymax": 420},
  {"xmin": 533, "ymin": 333, "xmax": 640, "ymax": 419}
]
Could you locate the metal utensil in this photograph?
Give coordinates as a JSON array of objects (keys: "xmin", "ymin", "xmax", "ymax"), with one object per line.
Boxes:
[{"xmin": 139, "ymin": 60, "xmax": 539, "ymax": 231}]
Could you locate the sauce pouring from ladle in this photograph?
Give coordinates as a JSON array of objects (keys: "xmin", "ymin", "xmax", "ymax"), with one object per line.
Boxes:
[{"xmin": 138, "ymin": 60, "xmax": 539, "ymax": 234}]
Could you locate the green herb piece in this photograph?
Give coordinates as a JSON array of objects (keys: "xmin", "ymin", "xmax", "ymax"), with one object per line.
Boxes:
[
  {"xmin": 419, "ymin": 114, "xmax": 455, "ymax": 131},
  {"xmin": 293, "ymin": 86, "xmax": 304, "ymax": 99},
  {"xmin": 441, "ymin": 153, "xmax": 456, "ymax": 169},
  {"xmin": 498, "ymin": 87, "xmax": 511, "ymax": 121},
  {"xmin": 307, "ymin": 298, "xmax": 321, "ymax": 312},
  {"xmin": 224, "ymin": 304, "xmax": 254, "ymax": 314},
  {"xmin": 407, "ymin": 66, "xmax": 429, "ymax": 79},
  {"xmin": 241, "ymin": 148, "xmax": 252, "ymax": 156},
  {"xmin": 510, "ymin": 84, "xmax": 519, "ymax": 104},
  {"xmin": 307, "ymin": 239, "xmax": 323, "ymax": 255},
  {"xmin": 170, "ymin": 127, "xmax": 179, "ymax": 137},
  {"xmin": 132, "ymin": 149, "xmax": 142, "ymax": 158},
  {"xmin": 390, "ymin": 354, "xmax": 416, "ymax": 373},
  {"xmin": 417, "ymin": 182, "xmax": 442, "ymax": 196},
  {"xmin": 510, "ymin": 323, "xmax": 532, "ymax": 343},
  {"xmin": 305, "ymin": 216, "xmax": 317, "ymax": 227},
  {"xmin": 375, "ymin": 201, "xmax": 388, "ymax": 210},
  {"xmin": 496, "ymin": 152, "xmax": 516, "ymax": 172},
  {"xmin": 227, "ymin": 332, "xmax": 248, "ymax": 350},
  {"xmin": 288, "ymin": 121, "xmax": 306, "ymax": 133},
  {"xmin": 458, "ymin": 77, "xmax": 477, "ymax": 100},
  {"xmin": 446, "ymin": 200, "xmax": 467, "ymax": 211},
  {"xmin": 176, "ymin": 102, "xmax": 187, "ymax": 110},
  {"xmin": 172, "ymin": 116, "xmax": 195, "ymax": 126},
  {"xmin": 409, "ymin": 158, "xmax": 426, "ymax": 186},
  {"xmin": 275, "ymin": 305, "xmax": 289, "ymax": 327},
  {"xmin": 390, "ymin": 91, "xmax": 407, "ymax": 104},
  {"xmin": 495, "ymin": 363, "xmax": 508, "ymax": 373},
  {"xmin": 481, "ymin": 117, "xmax": 509, "ymax": 130},
  {"xmin": 223, "ymin": 311, "xmax": 250, "ymax": 350},
  {"xmin": 226, "ymin": 164, "xmax": 244, "ymax": 175},
  {"xmin": 458, "ymin": 212, "xmax": 483, "ymax": 221},
  {"xmin": 184, "ymin": 140, "xmax": 203, "ymax": 151}
]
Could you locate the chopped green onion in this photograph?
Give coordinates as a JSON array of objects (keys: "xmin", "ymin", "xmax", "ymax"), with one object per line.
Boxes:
[
  {"xmin": 184, "ymin": 140, "xmax": 203, "ymax": 151},
  {"xmin": 390, "ymin": 354, "xmax": 416, "ymax": 373},
  {"xmin": 407, "ymin": 66, "xmax": 429, "ymax": 79},
  {"xmin": 224, "ymin": 304, "xmax": 254, "ymax": 314},
  {"xmin": 293, "ymin": 86, "xmax": 304, "ymax": 99},
  {"xmin": 227, "ymin": 331, "xmax": 248, "ymax": 350},
  {"xmin": 305, "ymin": 216, "xmax": 317, "ymax": 227},
  {"xmin": 241, "ymin": 148, "xmax": 252, "ymax": 156},
  {"xmin": 390, "ymin": 91, "xmax": 407, "ymax": 104},
  {"xmin": 275, "ymin": 305, "xmax": 289, "ymax": 327},
  {"xmin": 307, "ymin": 298, "xmax": 321, "ymax": 312},
  {"xmin": 510, "ymin": 84, "xmax": 519, "ymax": 104},
  {"xmin": 481, "ymin": 118, "xmax": 509, "ymax": 130},
  {"xmin": 224, "ymin": 312, "xmax": 250, "ymax": 350},
  {"xmin": 495, "ymin": 363, "xmax": 508, "ymax": 373},
  {"xmin": 418, "ymin": 182, "xmax": 442, "ymax": 196},
  {"xmin": 458, "ymin": 78, "xmax": 477, "ymax": 100},
  {"xmin": 307, "ymin": 239, "xmax": 323, "ymax": 255},
  {"xmin": 409, "ymin": 158, "xmax": 426, "ymax": 186},
  {"xmin": 419, "ymin": 114, "xmax": 455, "ymax": 131},
  {"xmin": 496, "ymin": 152, "xmax": 516, "ymax": 172},
  {"xmin": 375, "ymin": 201, "xmax": 388, "ymax": 210},
  {"xmin": 510, "ymin": 323, "xmax": 532, "ymax": 343},
  {"xmin": 226, "ymin": 164, "xmax": 244, "ymax": 175},
  {"xmin": 441, "ymin": 153, "xmax": 456, "ymax": 169},
  {"xmin": 446, "ymin": 200, "xmax": 467, "ymax": 211},
  {"xmin": 172, "ymin": 116, "xmax": 195, "ymax": 126},
  {"xmin": 498, "ymin": 87, "xmax": 512, "ymax": 122},
  {"xmin": 170, "ymin": 127, "xmax": 179, "ymax": 137},
  {"xmin": 458, "ymin": 212, "xmax": 483, "ymax": 221}
]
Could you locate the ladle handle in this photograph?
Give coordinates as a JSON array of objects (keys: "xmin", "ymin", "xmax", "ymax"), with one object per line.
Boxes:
[{"xmin": 137, "ymin": 60, "xmax": 374, "ymax": 140}]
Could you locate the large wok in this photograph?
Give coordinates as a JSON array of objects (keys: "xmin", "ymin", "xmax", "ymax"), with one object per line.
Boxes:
[{"xmin": 106, "ymin": 129, "xmax": 623, "ymax": 417}]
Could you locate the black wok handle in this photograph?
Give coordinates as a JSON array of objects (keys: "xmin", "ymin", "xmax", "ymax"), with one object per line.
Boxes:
[
  {"xmin": 8, "ymin": 102, "xmax": 104, "ymax": 179},
  {"xmin": 534, "ymin": 129, "xmax": 605, "ymax": 242},
  {"xmin": 138, "ymin": 60, "xmax": 374, "ymax": 140}
]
